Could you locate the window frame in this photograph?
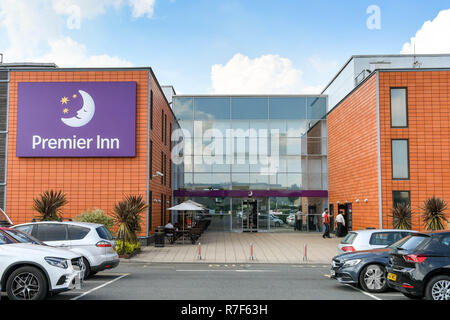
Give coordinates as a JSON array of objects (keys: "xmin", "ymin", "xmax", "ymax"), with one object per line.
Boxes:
[
  {"xmin": 390, "ymin": 87, "xmax": 408, "ymax": 128},
  {"xmin": 392, "ymin": 190, "xmax": 411, "ymax": 208},
  {"xmin": 391, "ymin": 139, "xmax": 410, "ymax": 180}
]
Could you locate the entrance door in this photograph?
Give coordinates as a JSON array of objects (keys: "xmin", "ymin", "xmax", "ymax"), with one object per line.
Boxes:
[{"xmin": 242, "ymin": 200, "xmax": 258, "ymax": 232}]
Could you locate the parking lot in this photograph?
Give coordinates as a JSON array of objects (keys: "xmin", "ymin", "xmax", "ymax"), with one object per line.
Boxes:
[{"xmin": 4, "ymin": 262, "xmax": 408, "ymax": 301}]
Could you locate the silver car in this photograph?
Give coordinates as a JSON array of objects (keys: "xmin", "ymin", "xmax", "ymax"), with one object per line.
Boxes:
[
  {"xmin": 13, "ymin": 221, "xmax": 119, "ymax": 279},
  {"xmin": 337, "ymin": 229, "xmax": 416, "ymax": 254}
]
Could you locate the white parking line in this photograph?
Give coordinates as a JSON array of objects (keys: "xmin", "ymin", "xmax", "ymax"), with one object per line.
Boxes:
[
  {"xmin": 176, "ymin": 270, "xmax": 276, "ymax": 272},
  {"xmin": 71, "ymin": 273, "xmax": 129, "ymax": 300},
  {"xmin": 345, "ymin": 284, "xmax": 382, "ymax": 301}
]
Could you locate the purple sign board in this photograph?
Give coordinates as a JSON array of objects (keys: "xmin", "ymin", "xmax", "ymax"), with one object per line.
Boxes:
[{"xmin": 17, "ymin": 82, "xmax": 136, "ymax": 157}]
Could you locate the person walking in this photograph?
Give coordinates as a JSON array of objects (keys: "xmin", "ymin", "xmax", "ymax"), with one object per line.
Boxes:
[
  {"xmin": 322, "ymin": 208, "xmax": 331, "ymax": 238},
  {"xmin": 295, "ymin": 207, "xmax": 302, "ymax": 231},
  {"xmin": 335, "ymin": 211, "xmax": 345, "ymax": 237}
]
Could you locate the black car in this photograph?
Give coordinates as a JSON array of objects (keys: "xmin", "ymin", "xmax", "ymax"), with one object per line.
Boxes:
[
  {"xmin": 331, "ymin": 234, "xmax": 420, "ymax": 293},
  {"xmin": 386, "ymin": 230, "xmax": 450, "ymax": 300}
]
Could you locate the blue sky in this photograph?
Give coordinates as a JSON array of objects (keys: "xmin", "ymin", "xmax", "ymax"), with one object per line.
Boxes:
[{"xmin": 1, "ymin": 0, "xmax": 450, "ymax": 94}]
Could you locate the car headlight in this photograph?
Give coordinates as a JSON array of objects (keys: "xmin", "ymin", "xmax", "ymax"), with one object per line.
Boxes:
[
  {"xmin": 45, "ymin": 257, "xmax": 69, "ymax": 269},
  {"xmin": 342, "ymin": 259, "xmax": 361, "ymax": 268}
]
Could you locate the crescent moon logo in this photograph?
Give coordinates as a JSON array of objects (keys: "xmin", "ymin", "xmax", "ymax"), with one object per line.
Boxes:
[
  {"xmin": 61, "ymin": 90, "xmax": 95, "ymax": 128},
  {"xmin": 248, "ymin": 191, "xmax": 253, "ymax": 197}
]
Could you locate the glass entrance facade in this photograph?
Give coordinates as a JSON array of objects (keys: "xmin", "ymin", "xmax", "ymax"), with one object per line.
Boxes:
[{"xmin": 172, "ymin": 95, "xmax": 328, "ymax": 232}]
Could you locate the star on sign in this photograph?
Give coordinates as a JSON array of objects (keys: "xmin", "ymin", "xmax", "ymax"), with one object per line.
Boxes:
[
  {"xmin": 60, "ymin": 96, "xmax": 70, "ymax": 104},
  {"xmin": 63, "ymin": 108, "xmax": 69, "ymax": 114},
  {"xmin": 72, "ymin": 94, "xmax": 77, "ymax": 99}
]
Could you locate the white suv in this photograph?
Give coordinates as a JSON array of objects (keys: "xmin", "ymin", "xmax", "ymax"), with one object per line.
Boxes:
[
  {"xmin": 13, "ymin": 221, "xmax": 119, "ymax": 279},
  {"xmin": 0, "ymin": 229, "xmax": 84, "ymax": 300}
]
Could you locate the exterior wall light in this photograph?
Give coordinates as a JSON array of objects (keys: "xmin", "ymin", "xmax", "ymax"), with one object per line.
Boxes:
[
  {"xmin": 364, "ymin": 199, "xmax": 368, "ymax": 203},
  {"xmin": 336, "ymin": 201, "xmax": 340, "ymax": 204},
  {"xmin": 152, "ymin": 171, "xmax": 164, "ymax": 177},
  {"xmin": 355, "ymin": 199, "xmax": 360, "ymax": 203}
]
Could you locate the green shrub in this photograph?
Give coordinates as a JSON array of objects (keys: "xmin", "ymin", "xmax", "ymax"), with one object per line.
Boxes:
[
  {"xmin": 116, "ymin": 240, "xmax": 140, "ymax": 255},
  {"xmin": 34, "ymin": 190, "xmax": 67, "ymax": 221},
  {"xmin": 75, "ymin": 208, "xmax": 114, "ymax": 233}
]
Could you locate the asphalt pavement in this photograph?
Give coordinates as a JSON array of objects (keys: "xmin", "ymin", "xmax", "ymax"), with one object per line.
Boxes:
[{"xmin": 43, "ymin": 262, "xmax": 408, "ymax": 301}]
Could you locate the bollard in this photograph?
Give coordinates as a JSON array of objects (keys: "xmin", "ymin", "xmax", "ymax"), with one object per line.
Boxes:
[
  {"xmin": 249, "ymin": 243, "xmax": 255, "ymax": 260},
  {"xmin": 303, "ymin": 243, "xmax": 308, "ymax": 261},
  {"xmin": 197, "ymin": 242, "xmax": 202, "ymax": 260}
]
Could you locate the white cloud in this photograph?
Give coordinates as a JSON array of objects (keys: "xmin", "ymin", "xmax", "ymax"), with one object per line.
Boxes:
[
  {"xmin": 38, "ymin": 37, "xmax": 133, "ymax": 67},
  {"xmin": 0, "ymin": 0, "xmax": 135, "ymax": 67},
  {"xmin": 401, "ymin": 8, "xmax": 450, "ymax": 54},
  {"xmin": 129, "ymin": 0, "xmax": 156, "ymax": 18},
  {"xmin": 211, "ymin": 53, "xmax": 321, "ymax": 94}
]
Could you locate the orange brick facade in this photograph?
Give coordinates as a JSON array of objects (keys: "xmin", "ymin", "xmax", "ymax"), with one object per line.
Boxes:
[
  {"xmin": 379, "ymin": 71, "xmax": 450, "ymax": 231},
  {"xmin": 329, "ymin": 70, "xmax": 450, "ymax": 231},
  {"xmin": 328, "ymin": 76, "xmax": 380, "ymax": 230},
  {"xmin": 6, "ymin": 69, "xmax": 173, "ymax": 236}
]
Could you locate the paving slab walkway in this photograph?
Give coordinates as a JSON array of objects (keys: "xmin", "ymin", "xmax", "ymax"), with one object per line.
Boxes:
[{"xmin": 126, "ymin": 232, "xmax": 342, "ymax": 264}]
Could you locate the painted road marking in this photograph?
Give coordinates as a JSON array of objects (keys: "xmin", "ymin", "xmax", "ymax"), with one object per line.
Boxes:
[
  {"xmin": 176, "ymin": 269, "xmax": 276, "ymax": 273},
  {"xmin": 345, "ymin": 284, "xmax": 382, "ymax": 301},
  {"xmin": 71, "ymin": 273, "xmax": 129, "ymax": 300}
]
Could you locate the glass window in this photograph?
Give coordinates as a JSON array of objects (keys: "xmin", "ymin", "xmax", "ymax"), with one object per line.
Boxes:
[
  {"xmin": 287, "ymin": 156, "xmax": 303, "ymax": 172},
  {"xmin": 194, "ymin": 97, "xmax": 230, "ymax": 120},
  {"xmin": 307, "ymin": 97, "xmax": 327, "ymax": 120},
  {"xmin": 4, "ymin": 229, "xmax": 44, "ymax": 245},
  {"xmin": 392, "ymin": 140, "xmax": 409, "ymax": 179},
  {"xmin": 269, "ymin": 97, "xmax": 306, "ymax": 119},
  {"xmin": 287, "ymin": 174, "xmax": 302, "ymax": 189},
  {"xmin": 194, "ymin": 173, "xmax": 230, "ymax": 190},
  {"xmin": 231, "ymin": 97, "xmax": 268, "ymax": 119},
  {"xmin": 249, "ymin": 174, "xmax": 268, "ymax": 189},
  {"xmin": 393, "ymin": 191, "xmax": 410, "ymax": 207},
  {"xmin": 390, "ymin": 235, "xmax": 428, "ymax": 251},
  {"xmin": 232, "ymin": 173, "xmax": 250, "ymax": 190},
  {"xmin": 0, "ymin": 231, "xmax": 11, "ymax": 245},
  {"xmin": 173, "ymin": 97, "xmax": 194, "ymax": 120},
  {"xmin": 14, "ymin": 224, "xmax": 34, "ymax": 235},
  {"xmin": 369, "ymin": 232, "xmax": 406, "ymax": 246},
  {"xmin": 96, "ymin": 226, "xmax": 113, "ymax": 240},
  {"xmin": 35, "ymin": 224, "xmax": 68, "ymax": 242},
  {"xmin": 287, "ymin": 120, "xmax": 308, "ymax": 137},
  {"xmin": 68, "ymin": 225, "xmax": 90, "ymax": 240},
  {"xmin": 391, "ymin": 88, "xmax": 407, "ymax": 127}
]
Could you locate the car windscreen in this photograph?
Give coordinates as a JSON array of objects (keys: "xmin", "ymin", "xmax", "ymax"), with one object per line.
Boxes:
[
  {"xmin": 0, "ymin": 231, "xmax": 13, "ymax": 245},
  {"xmin": 341, "ymin": 232, "xmax": 357, "ymax": 244},
  {"xmin": 96, "ymin": 226, "xmax": 113, "ymax": 240},
  {"xmin": 3, "ymin": 228, "xmax": 45, "ymax": 245}
]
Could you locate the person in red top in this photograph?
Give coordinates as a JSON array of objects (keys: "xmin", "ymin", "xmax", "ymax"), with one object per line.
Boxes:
[{"xmin": 322, "ymin": 208, "xmax": 331, "ymax": 239}]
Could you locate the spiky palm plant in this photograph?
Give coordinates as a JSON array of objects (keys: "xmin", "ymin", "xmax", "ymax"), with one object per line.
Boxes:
[
  {"xmin": 421, "ymin": 197, "xmax": 448, "ymax": 231},
  {"xmin": 33, "ymin": 190, "xmax": 68, "ymax": 221},
  {"xmin": 110, "ymin": 195, "xmax": 147, "ymax": 246},
  {"xmin": 391, "ymin": 203, "xmax": 412, "ymax": 230}
]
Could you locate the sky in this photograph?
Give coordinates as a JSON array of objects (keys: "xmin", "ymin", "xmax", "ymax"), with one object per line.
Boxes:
[{"xmin": 1, "ymin": 0, "xmax": 450, "ymax": 94}]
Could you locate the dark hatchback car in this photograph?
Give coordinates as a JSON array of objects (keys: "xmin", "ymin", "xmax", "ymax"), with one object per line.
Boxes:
[
  {"xmin": 386, "ymin": 231, "xmax": 450, "ymax": 300},
  {"xmin": 331, "ymin": 231, "xmax": 415, "ymax": 293}
]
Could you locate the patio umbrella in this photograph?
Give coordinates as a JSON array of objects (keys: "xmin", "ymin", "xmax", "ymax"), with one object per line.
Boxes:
[{"xmin": 168, "ymin": 201, "xmax": 206, "ymax": 244}]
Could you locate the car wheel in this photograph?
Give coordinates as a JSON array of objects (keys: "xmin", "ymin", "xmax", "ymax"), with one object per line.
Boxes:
[
  {"xmin": 425, "ymin": 275, "xmax": 450, "ymax": 300},
  {"xmin": 402, "ymin": 293, "xmax": 422, "ymax": 300},
  {"xmin": 359, "ymin": 264, "xmax": 388, "ymax": 293},
  {"xmin": 6, "ymin": 266, "xmax": 48, "ymax": 300},
  {"xmin": 82, "ymin": 257, "xmax": 91, "ymax": 280}
]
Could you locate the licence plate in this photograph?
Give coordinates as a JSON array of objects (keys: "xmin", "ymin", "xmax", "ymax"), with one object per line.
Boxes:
[
  {"xmin": 330, "ymin": 270, "xmax": 336, "ymax": 277},
  {"xmin": 387, "ymin": 272, "xmax": 397, "ymax": 282}
]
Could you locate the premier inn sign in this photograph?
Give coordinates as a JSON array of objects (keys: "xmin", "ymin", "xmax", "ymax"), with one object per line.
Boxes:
[{"xmin": 16, "ymin": 82, "xmax": 136, "ymax": 157}]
